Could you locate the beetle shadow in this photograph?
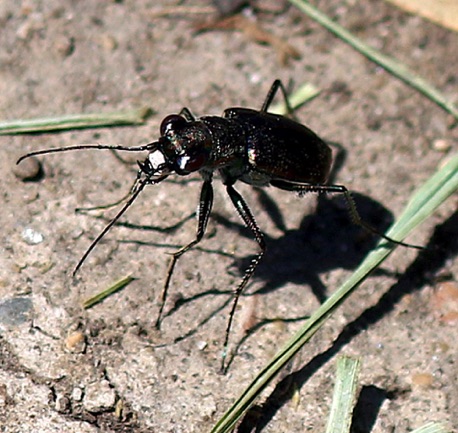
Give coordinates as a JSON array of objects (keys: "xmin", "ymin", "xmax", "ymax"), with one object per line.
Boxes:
[{"xmin": 215, "ymin": 188, "xmax": 397, "ymax": 305}]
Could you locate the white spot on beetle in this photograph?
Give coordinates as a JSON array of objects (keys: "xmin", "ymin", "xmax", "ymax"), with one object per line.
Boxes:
[{"xmin": 148, "ymin": 150, "xmax": 166, "ymax": 171}]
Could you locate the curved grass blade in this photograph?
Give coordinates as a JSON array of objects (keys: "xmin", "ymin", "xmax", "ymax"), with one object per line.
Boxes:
[
  {"xmin": 210, "ymin": 154, "xmax": 458, "ymax": 433},
  {"xmin": 287, "ymin": 0, "xmax": 458, "ymax": 120}
]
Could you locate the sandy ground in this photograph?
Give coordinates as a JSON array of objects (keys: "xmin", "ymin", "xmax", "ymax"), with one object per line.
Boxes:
[{"xmin": 0, "ymin": 1, "xmax": 457, "ymax": 432}]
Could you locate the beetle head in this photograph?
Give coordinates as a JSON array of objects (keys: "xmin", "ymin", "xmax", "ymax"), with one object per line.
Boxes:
[{"xmin": 148, "ymin": 114, "xmax": 212, "ymax": 176}]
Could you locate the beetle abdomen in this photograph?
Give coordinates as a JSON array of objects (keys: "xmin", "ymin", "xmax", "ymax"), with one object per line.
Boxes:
[{"xmin": 228, "ymin": 108, "xmax": 332, "ymax": 185}]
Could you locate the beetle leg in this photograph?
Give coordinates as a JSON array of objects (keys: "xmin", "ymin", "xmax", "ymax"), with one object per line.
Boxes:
[
  {"xmin": 272, "ymin": 181, "xmax": 423, "ymax": 250},
  {"xmin": 261, "ymin": 79, "xmax": 293, "ymax": 115},
  {"xmin": 222, "ymin": 184, "xmax": 266, "ymax": 372},
  {"xmin": 155, "ymin": 174, "xmax": 214, "ymax": 328},
  {"xmin": 179, "ymin": 107, "xmax": 196, "ymax": 122},
  {"xmin": 319, "ymin": 184, "xmax": 423, "ymax": 250}
]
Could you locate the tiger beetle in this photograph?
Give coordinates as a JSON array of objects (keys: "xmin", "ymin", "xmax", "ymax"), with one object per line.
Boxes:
[{"xmin": 17, "ymin": 80, "xmax": 420, "ymax": 372}]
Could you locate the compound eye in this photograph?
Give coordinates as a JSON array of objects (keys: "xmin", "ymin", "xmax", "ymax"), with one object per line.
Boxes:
[
  {"xmin": 160, "ymin": 114, "xmax": 187, "ymax": 136},
  {"xmin": 176, "ymin": 152, "xmax": 207, "ymax": 174}
]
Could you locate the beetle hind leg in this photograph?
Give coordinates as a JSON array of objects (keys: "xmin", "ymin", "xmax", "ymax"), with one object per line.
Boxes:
[
  {"xmin": 261, "ymin": 79, "xmax": 294, "ymax": 115},
  {"xmin": 179, "ymin": 107, "xmax": 196, "ymax": 121},
  {"xmin": 275, "ymin": 181, "xmax": 423, "ymax": 250}
]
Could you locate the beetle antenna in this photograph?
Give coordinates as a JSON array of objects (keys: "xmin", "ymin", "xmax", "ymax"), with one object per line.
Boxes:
[
  {"xmin": 72, "ymin": 173, "xmax": 168, "ymax": 277},
  {"xmin": 17, "ymin": 142, "xmax": 158, "ymax": 164},
  {"xmin": 72, "ymin": 177, "xmax": 147, "ymax": 276}
]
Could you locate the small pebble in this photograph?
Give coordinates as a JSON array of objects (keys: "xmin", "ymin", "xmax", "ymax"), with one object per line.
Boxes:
[
  {"xmin": 71, "ymin": 387, "xmax": 84, "ymax": 402},
  {"xmin": 0, "ymin": 297, "xmax": 33, "ymax": 326},
  {"xmin": 55, "ymin": 394, "xmax": 70, "ymax": 413},
  {"xmin": 0, "ymin": 384, "xmax": 9, "ymax": 407},
  {"xmin": 21, "ymin": 227, "xmax": 44, "ymax": 245},
  {"xmin": 54, "ymin": 35, "xmax": 75, "ymax": 57},
  {"xmin": 16, "ymin": 13, "xmax": 44, "ymax": 40},
  {"xmin": 83, "ymin": 380, "xmax": 116, "ymax": 413},
  {"xmin": 432, "ymin": 139, "xmax": 451, "ymax": 152},
  {"xmin": 98, "ymin": 34, "xmax": 118, "ymax": 51},
  {"xmin": 411, "ymin": 372, "xmax": 434, "ymax": 388},
  {"xmin": 13, "ymin": 156, "xmax": 43, "ymax": 181},
  {"xmin": 65, "ymin": 331, "xmax": 86, "ymax": 353},
  {"xmin": 430, "ymin": 281, "xmax": 458, "ymax": 324},
  {"xmin": 196, "ymin": 340, "xmax": 208, "ymax": 351}
]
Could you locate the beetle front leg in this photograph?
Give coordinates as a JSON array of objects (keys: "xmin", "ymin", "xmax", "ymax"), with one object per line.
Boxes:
[{"xmin": 155, "ymin": 174, "xmax": 214, "ymax": 328}]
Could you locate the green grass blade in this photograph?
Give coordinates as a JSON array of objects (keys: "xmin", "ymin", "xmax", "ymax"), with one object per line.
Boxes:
[
  {"xmin": 269, "ymin": 82, "xmax": 321, "ymax": 115},
  {"xmin": 210, "ymin": 154, "xmax": 458, "ymax": 433},
  {"xmin": 0, "ymin": 107, "xmax": 152, "ymax": 135},
  {"xmin": 325, "ymin": 356, "xmax": 361, "ymax": 433},
  {"xmin": 287, "ymin": 0, "xmax": 458, "ymax": 120},
  {"xmin": 83, "ymin": 275, "xmax": 135, "ymax": 309},
  {"xmin": 411, "ymin": 422, "xmax": 450, "ymax": 433}
]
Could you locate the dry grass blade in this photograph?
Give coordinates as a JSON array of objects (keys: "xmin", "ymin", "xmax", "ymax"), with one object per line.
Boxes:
[{"xmin": 0, "ymin": 107, "xmax": 152, "ymax": 135}]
